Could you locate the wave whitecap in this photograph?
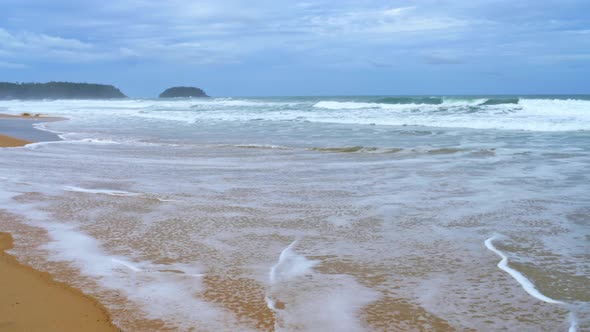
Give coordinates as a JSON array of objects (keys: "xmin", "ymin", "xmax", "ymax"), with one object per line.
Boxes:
[{"xmin": 3, "ymin": 97, "xmax": 590, "ymax": 131}]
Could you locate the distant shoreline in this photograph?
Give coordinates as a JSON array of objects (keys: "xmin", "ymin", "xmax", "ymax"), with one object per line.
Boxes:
[{"xmin": 0, "ymin": 82, "xmax": 126, "ymax": 100}]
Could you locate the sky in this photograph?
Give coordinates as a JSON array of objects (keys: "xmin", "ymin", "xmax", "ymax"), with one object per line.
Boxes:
[{"xmin": 0, "ymin": 0, "xmax": 589, "ymax": 97}]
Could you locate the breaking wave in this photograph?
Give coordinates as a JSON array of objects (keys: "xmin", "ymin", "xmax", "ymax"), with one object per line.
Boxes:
[
  {"xmin": 479, "ymin": 98, "xmax": 520, "ymax": 106},
  {"xmin": 1, "ymin": 96, "xmax": 589, "ymax": 131},
  {"xmin": 372, "ymin": 97, "xmax": 444, "ymax": 105},
  {"xmin": 311, "ymin": 98, "xmax": 590, "ymax": 131}
]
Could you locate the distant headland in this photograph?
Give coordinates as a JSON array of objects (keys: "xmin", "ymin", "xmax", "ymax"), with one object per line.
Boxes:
[
  {"xmin": 0, "ymin": 82, "xmax": 211, "ymax": 99},
  {"xmin": 0, "ymin": 82, "xmax": 126, "ymax": 100},
  {"xmin": 159, "ymin": 87, "xmax": 209, "ymax": 98}
]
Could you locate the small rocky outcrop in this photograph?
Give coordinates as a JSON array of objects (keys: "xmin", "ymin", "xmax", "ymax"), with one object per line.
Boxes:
[{"xmin": 158, "ymin": 86, "xmax": 209, "ymax": 98}]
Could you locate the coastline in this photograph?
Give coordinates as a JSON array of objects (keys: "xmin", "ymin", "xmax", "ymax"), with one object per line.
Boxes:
[
  {"xmin": 0, "ymin": 231, "xmax": 119, "ymax": 332},
  {"xmin": 0, "ymin": 113, "xmax": 64, "ymax": 145},
  {"xmin": 0, "ymin": 134, "xmax": 31, "ymax": 147},
  {"xmin": 0, "ymin": 114, "xmax": 119, "ymax": 331}
]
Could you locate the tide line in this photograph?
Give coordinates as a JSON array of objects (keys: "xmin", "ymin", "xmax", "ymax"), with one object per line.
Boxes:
[
  {"xmin": 485, "ymin": 236, "xmax": 578, "ymax": 332},
  {"xmin": 484, "ymin": 236, "xmax": 563, "ymax": 304},
  {"xmin": 63, "ymin": 186, "xmax": 140, "ymax": 197}
]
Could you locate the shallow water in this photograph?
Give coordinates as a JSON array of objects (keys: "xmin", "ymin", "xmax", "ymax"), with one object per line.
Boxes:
[{"xmin": 0, "ymin": 96, "xmax": 589, "ymax": 331}]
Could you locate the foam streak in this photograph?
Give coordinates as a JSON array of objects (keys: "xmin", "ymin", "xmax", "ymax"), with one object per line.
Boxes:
[
  {"xmin": 485, "ymin": 236, "xmax": 563, "ymax": 304},
  {"xmin": 485, "ymin": 236, "xmax": 579, "ymax": 332},
  {"xmin": 63, "ymin": 186, "xmax": 140, "ymax": 197}
]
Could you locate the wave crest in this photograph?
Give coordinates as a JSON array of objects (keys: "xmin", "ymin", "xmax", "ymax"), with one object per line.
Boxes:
[
  {"xmin": 372, "ymin": 97, "xmax": 443, "ymax": 105},
  {"xmin": 479, "ymin": 98, "xmax": 520, "ymax": 106}
]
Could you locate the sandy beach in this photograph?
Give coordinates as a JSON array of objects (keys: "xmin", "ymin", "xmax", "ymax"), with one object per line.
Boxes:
[
  {"xmin": 0, "ymin": 134, "xmax": 31, "ymax": 148},
  {"xmin": 0, "ymin": 232, "xmax": 119, "ymax": 332},
  {"xmin": 0, "ymin": 114, "xmax": 119, "ymax": 332}
]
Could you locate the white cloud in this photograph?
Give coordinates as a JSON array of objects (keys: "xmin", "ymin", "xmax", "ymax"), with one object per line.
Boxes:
[
  {"xmin": 0, "ymin": 28, "xmax": 136, "ymax": 64},
  {"xmin": 1, "ymin": 0, "xmax": 588, "ymax": 69},
  {"xmin": 1, "ymin": 1, "xmax": 483, "ymax": 67},
  {"xmin": 0, "ymin": 28, "xmax": 91, "ymax": 51},
  {"xmin": 272, "ymin": 6, "xmax": 473, "ymax": 43}
]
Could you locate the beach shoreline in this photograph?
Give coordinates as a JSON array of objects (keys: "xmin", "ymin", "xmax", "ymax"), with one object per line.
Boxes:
[
  {"xmin": 0, "ymin": 134, "xmax": 32, "ymax": 147},
  {"xmin": 0, "ymin": 113, "xmax": 64, "ymax": 146},
  {"xmin": 0, "ymin": 230, "xmax": 119, "ymax": 332},
  {"xmin": 0, "ymin": 114, "xmax": 120, "ymax": 331}
]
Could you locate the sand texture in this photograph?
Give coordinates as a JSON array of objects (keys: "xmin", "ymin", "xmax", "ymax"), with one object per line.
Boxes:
[
  {"xmin": 0, "ymin": 134, "xmax": 31, "ymax": 147},
  {"xmin": 0, "ymin": 232, "xmax": 120, "ymax": 332}
]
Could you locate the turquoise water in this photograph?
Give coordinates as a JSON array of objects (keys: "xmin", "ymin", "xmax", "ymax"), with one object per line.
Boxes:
[{"xmin": 0, "ymin": 95, "xmax": 588, "ymax": 331}]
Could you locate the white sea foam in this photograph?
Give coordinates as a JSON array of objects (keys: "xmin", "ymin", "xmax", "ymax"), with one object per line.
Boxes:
[
  {"xmin": 3, "ymin": 97, "xmax": 589, "ymax": 131},
  {"xmin": 485, "ymin": 236, "xmax": 564, "ymax": 304},
  {"xmin": 63, "ymin": 186, "xmax": 140, "ymax": 197},
  {"xmin": 62, "ymin": 186, "xmax": 177, "ymax": 202},
  {"xmin": 443, "ymin": 98, "xmax": 488, "ymax": 106},
  {"xmin": 569, "ymin": 312, "xmax": 579, "ymax": 332},
  {"xmin": 33, "ymin": 222, "xmax": 245, "ymax": 330},
  {"xmin": 266, "ymin": 241, "xmax": 318, "ymax": 314},
  {"xmin": 265, "ymin": 240, "xmax": 379, "ymax": 332},
  {"xmin": 314, "ymin": 101, "xmax": 393, "ymax": 110},
  {"xmin": 111, "ymin": 258, "xmax": 143, "ymax": 272},
  {"xmin": 268, "ymin": 240, "xmax": 317, "ymax": 285},
  {"xmin": 111, "ymin": 258, "xmax": 204, "ymax": 277},
  {"xmin": 312, "ymin": 98, "xmax": 590, "ymax": 131},
  {"xmin": 266, "ymin": 240, "xmax": 314, "ymax": 326},
  {"xmin": 24, "ymin": 138, "xmax": 122, "ymax": 150},
  {"xmin": 76, "ymin": 138, "xmax": 121, "ymax": 144},
  {"xmin": 485, "ymin": 236, "xmax": 579, "ymax": 332},
  {"xmin": 233, "ymin": 144, "xmax": 292, "ymax": 150}
]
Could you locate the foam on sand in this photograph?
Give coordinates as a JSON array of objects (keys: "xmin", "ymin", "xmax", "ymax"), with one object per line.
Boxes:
[
  {"xmin": 568, "ymin": 312, "xmax": 579, "ymax": 332},
  {"xmin": 485, "ymin": 236, "xmax": 563, "ymax": 304},
  {"xmin": 485, "ymin": 236, "xmax": 579, "ymax": 331},
  {"xmin": 63, "ymin": 186, "xmax": 140, "ymax": 197},
  {"xmin": 62, "ymin": 186, "xmax": 175, "ymax": 202},
  {"xmin": 0, "ymin": 231, "xmax": 119, "ymax": 332},
  {"xmin": 36, "ymin": 222, "xmax": 243, "ymax": 330},
  {"xmin": 266, "ymin": 240, "xmax": 318, "ymax": 313},
  {"xmin": 265, "ymin": 240, "xmax": 380, "ymax": 331},
  {"xmin": 268, "ymin": 240, "xmax": 317, "ymax": 285},
  {"xmin": 111, "ymin": 258, "xmax": 143, "ymax": 272}
]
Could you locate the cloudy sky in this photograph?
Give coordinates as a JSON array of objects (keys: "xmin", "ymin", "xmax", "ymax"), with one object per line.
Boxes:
[{"xmin": 1, "ymin": 0, "xmax": 589, "ymax": 97}]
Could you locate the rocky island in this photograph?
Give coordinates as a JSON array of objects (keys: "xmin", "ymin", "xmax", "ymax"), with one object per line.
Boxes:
[
  {"xmin": 0, "ymin": 82, "xmax": 126, "ymax": 100},
  {"xmin": 159, "ymin": 86, "xmax": 209, "ymax": 98}
]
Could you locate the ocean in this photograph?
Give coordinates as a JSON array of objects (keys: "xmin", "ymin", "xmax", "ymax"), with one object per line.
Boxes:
[{"xmin": 0, "ymin": 95, "xmax": 588, "ymax": 331}]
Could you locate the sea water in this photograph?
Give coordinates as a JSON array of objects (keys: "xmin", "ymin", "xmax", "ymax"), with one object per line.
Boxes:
[{"xmin": 0, "ymin": 96, "xmax": 588, "ymax": 331}]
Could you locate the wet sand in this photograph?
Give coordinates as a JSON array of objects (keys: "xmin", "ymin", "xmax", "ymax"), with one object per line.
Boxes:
[
  {"xmin": 0, "ymin": 114, "xmax": 120, "ymax": 331},
  {"xmin": 0, "ymin": 113, "xmax": 63, "ymax": 144},
  {"xmin": 0, "ymin": 134, "xmax": 31, "ymax": 147},
  {"xmin": 0, "ymin": 232, "xmax": 119, "ymax": 332}
]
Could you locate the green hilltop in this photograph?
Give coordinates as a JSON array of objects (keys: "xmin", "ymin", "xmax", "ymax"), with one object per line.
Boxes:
[
  {"xmin": 0, "ymin": 82, "xmax": 127, "ymax": 100},
  {"xmin": 159, "ymin": 86, "xmax": 209, "ymax": 98}
]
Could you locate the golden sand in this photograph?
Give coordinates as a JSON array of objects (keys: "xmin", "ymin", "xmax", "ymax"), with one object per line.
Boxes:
[
  {"xmin": 0, "ymin": 113, "xmax": 64, "ymax": 120},
  {"xmin": 0, "ymin": 134, "xmax": 31, "ymax": 147},
  {"xmin": 0, "ymin": 232, "xmax": 120, "ymax": 332}
]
